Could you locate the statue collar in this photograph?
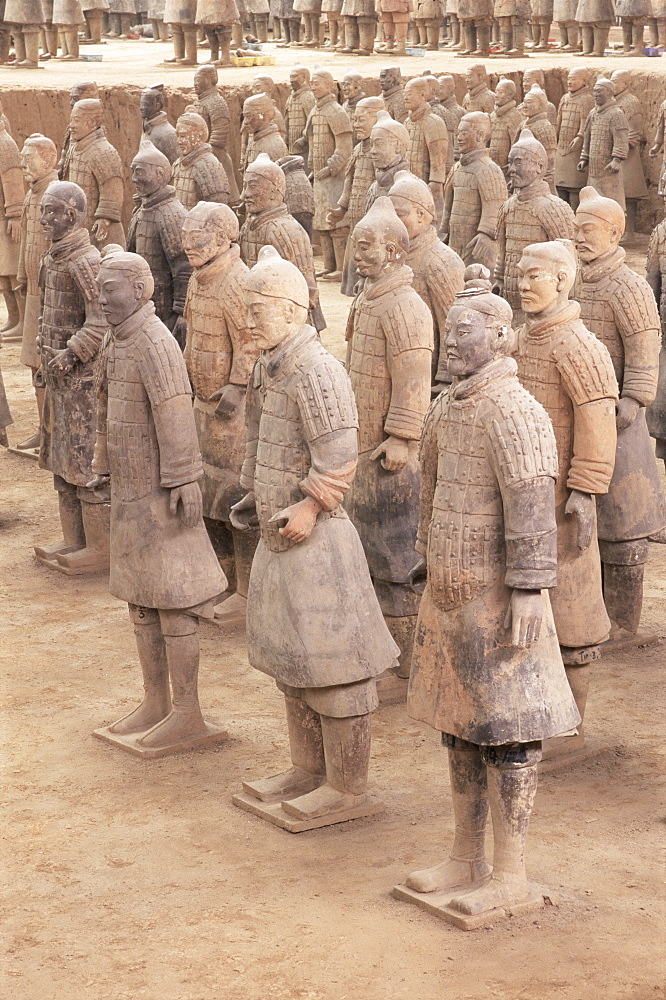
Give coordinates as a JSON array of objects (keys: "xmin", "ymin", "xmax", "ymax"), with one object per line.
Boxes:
[
  {"xmin": 74, "ymin": 126, "xmax": 105, "ymax": 151},
  {"xmin": 362, "ymin": 264, "xmax": 414, "ymax": 300},
  {"xmin": 523, "ymin": 300, "xmax": 581, "ymax": 341},
  {"xmin": 468, "ymin": 83, "xmax": 487, "ymax": 99},
  {"xmin": 194, "ymin": 243, "xmax": 241, "ymax": 286},
  {"xmin": 409, "ymin": 103, "xmax": 430, "ymax": 123},
  {"xmin": 594, "ymin": 98, "xmax": 617, "ymax": 115},
  {"xmin": 253, "ymin": 122, "xmax": 280, "ymax": 140},
  {"xmin": 375, "ymin": 157, "xmax": 409, "ymax": 188},
  {"xmin": 316, "ymin": 93, "xmax": 337, "ymax": 109},
  {"xmin": 264, "ymin": 324, "xmax": 317, "ymax": 377},
  {"xmin": 406, "ymin": 225, "xmax": 437, "ymax": 255},
  {"xmin": 345, "ymin": 93, "xmax": 365, "ymax": 108},
  {"xmin": 111, "ymin": 300, "xmax": 156, "ymax": 343},
  {"xmin": 524, "ymin": 110, "xmax": 548, "ymax": 126},
  {"xmin": 144, "ymin": 111, "xmax": 168, "ymax": 132},
  {"xmin": 515, "ymin": 178, "xmax": 551, "ymax": 201},
  {"xmin": 452, "ymin": 356, "xmax": 517, "ymax": 400},
  {"xmin": 31, "ymin": 168, "xmax": 58, "ymax": 194},
  {"xmin": 459, "ymin": 148, "xmax": 488, "ymax": 166},
  {"xmin": 382, "ymin": 84, "xmax": 402, "ymax": 99},
  {"xmin": 180, "ymin": 142, "xmax": 213, "ymax": 167},
  {"xmin": 197, "ymin": 86, "xmax": 217, "ymax": 100},
  {"xmin": 247, "ymin": 203, "xmax": 288, "ymax": 227},
  {"xmin": 141, "ymin": 184, "xmax": 177, "ymax": 209},
  {"xmin": 292, "ymin": 84, "xmax": 311, "ymax": 98},
  {"xmin": 495, "ymin": 99, "xmax": 517, "ymax": 118},
  {"xmin": 442, "ymin": 95, "xmax": 459, "ymax": 109},
  {"xmin": 49, "ymin": 225, "xmax": 91, "ymax": 261},
  {"xmin": 580, "ymin": 245, "xmax": 625, "ymax": 284}
]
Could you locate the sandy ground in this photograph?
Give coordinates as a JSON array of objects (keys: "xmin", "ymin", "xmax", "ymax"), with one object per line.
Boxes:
[{"xmin": 1, "ymin": 257, "xmax": 665, "ymax": 999}]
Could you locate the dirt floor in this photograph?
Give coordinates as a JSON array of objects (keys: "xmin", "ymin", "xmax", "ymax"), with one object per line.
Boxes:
[{"xmin": 1, "ymin": 246, "xmax": 665, "ymax": 998}]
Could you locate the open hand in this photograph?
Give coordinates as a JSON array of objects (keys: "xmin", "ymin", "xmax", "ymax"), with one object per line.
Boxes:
[
  {"xmin": 604, "ymin": 158, "xmax": 621, "ymax": 174},
  {"xmin": 43, "ymin": 346, "xmax": 78, "ymax": 374},
  {"xmin": 169, "ymin": 481, "xmax": 203, "ymax": 528},
  {"xmin": 229, "ymin": 491, "xmax": 259, "ymax": 531},
  {"xmin": 315, "ymin": 166, "xmax": 331, "ymax": 181},
  {"xmin": 86, "ymin": 473, "xmax": 111, "ymax": 491},
  {"xmin": 7, "ymin": 218, "xmax": 20, "ymax": 242},
  {"xmin": 268, "ymin": 496, "xmax": 321, "ymax": 543},
  {"xmin": 565, "ymin": 488, "xmax": 595, "ymax": 550},
  {"xmin": 370, "ymin": 435, "xmax": 409, "ymax": 472},
  {"xmin": 504, "ymin": 590, "xmax": 543, "ymax": 647},
  {"xmin": 91, "ymin": 218, "xmax": 110, "ymax": 243}
]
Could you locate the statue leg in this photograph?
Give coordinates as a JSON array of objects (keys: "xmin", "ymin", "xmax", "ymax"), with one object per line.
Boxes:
[
  {"xmin": 256, "ymin": 13, "xmax": 269, "ymax": 41},
  {"xmin": 326, "ymin": 14, "xmax": 339, "ymax": 47},
  {"xmin": 648, "ymin": 17, "xmax": 658, "ymax": 46},
  {"xmin": 328, "ymin": 225, "xmax": 348, "ymax": 280},
  {"xmin": 34, "ymin": 476, "xmax": 86, "ymax": 561},
  {"xmin": 167, "ymin": 23, "xmax": 185, "ymax": 60},
  {"xmin": 315, "ymin": 230, "xmax": 337, "ymax": 277},
  {"xmin": 119, "ymin": 13, "xmax": 133, "ymax": 37},
  {"xmin": 214, "ymin": 524, "xmax": 259, "ymax": 627},
  {"xmin": 205, "ymin": 27, "xmax": 219, "ymax": 59},
  {"xmin": 13, "ymin": 28, "xmax": 27, "ymax": 63},
  {"xmin": 138, "ymin": 610, "xmax": 208, "ymax": 748},
  {"xmin": 407, "ymin": 741, "xmax": 491, "ymax": 893},
  {"xmin": 394, "ymin": 18, "xmax": 408, "ymax": 55},
  {"xmin": 580, "ymin": 23, "xmax": 593, "ymax": 54},
  {"xmin": 450, "ymin": 744, "xmax": 540, "ymax": 915},
  {"xmin": 591, "ymin": 21, "xmax": 609, "ymax": 56},
  {"xmin": 630, "ymin": 20, "xmax": 645, "ymax": 54},
  {"xmin": 343, "ymin": 15, "xmax": 359, "ymax": 51},
  {"xmin": 243, "ymin": 694, "xmax": 326, "ymax": 800},
  {"xmin": 17, "ymin": 368, "xmax": 43, "ymax": 450},
  {"xmin": 509, "ymin": 17, "xmax": 525, "ymax": 55},
  {"xmin": 659, "ymin": 18, "xmax": 666, "ymax": 47},
  {"xmin": 474, "ymin": 18, "xmax": 490, "ymax": 55},
  {"xmin": 232, "ymin": 20, "xmax": 243, "ymax": 45},
  {"xmin": 459, "ymin": 19, "xmax": 475, "ymax": 54},
  {"xmin": 107, "ymin": 11, "xmax": 120, "ymax": 36},
  {"xmin": 181, "ymin": 25, "xmax": 198, "ymax": 63},
  {"xmin": 426, "ymin": 19, "xmax": 440, "ymax": 50},
  {"xmin": 215, "ymin": 26, "xmax": 231, "ymax": 64},
  {"xmin": 0, "ymin": 276, "xmax": 21, "ymax": 337},
  {"xmin": 289, "ymin": 17, "xmax": 301, "ymax": 43},
  {"xmin": 600, "ymin": 538, "xmax": 649, "ymax": 638},
  {"xmin": 55, "ymin": 491, "xmax": 110, "ymax": 574},
  {"xmin": 85, "ymin": 10, "xmax": 103, "ymax": 43},
  {"xmin": 109, "ymin": 606, "xmax": 171, "ymax": 734},
  {"xmin": 495, "ymin": 16, "xmax": 511, "ymax": 54},
  {"xmin": 415, "ymin": 20, "xmax": 427, "ymax": 46},
  {"xmin": 557, "ymin": 21, "xmax": 569, "ymax": 49},
  {"xmin": 44, "ymin": 25, "xmax": 59, "ymax": 55}
]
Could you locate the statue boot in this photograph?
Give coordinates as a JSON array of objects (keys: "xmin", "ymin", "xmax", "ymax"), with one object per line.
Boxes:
[
  {"xmin": 474, "ymin": 21, "xmax": 490, "ymax": 54},
  {"xmin": 600, "ymin": 538, "xmax": 649, "ymax": 639},
  {"xmin": 109, "ymin": 606, "xmax": 171, "ymax": 734},
  {"xmin": 591, "ymin": 23, "xmax": 609, "ymax": 56},
  {"xmin": 457, "ymin": 21, "xmax": 476, "ymax": 55},
  {"xmin": 342, "ymin": 15, "xmax": 360, "ymax": 52},
  {"xmin": 315, "ymin": 230, "xmax": 338, "ymax": 277},
  {"xmin": 244, "ymin": 695, "xmax": 327, "ymax": 801},
  {"xmin": 385, "ymin": 614, "xmax": 416, "ymax": 679},
  {"xmin": 508, "ymin": 20, "xmax": 525, "ymax": 55},
  {"xmin": 55, "ymin": 496, "xmax": 110, "ymax": 574},
  {"xmin": 0, "ymin": 278, "xmax": 21, "ymax": 340},
  {"xmin": 181, "ymin": 25, "xmax": 198, "ymax": 63},
  {"xmin": 407, "ymin": 745, "xmax": 492, "ymax": 893},
  {"xmin": 629, "ymin": 20, "xmax": 645, "ymax": 54},
  {"xmin": 17, "ymin": 382, "xmax": 44, "ymax": 451},
  {"xmin": 34, "ymin": 487, "xmax": 85, "ymax": 562},
  {"xmin": 394, "ymin": 20, "xmax": 408, "ymax": 55},
  {"xmin": 84, "ymin": 10, "xmax": 103, "ymax": 43},
  {"xmin": 426, "ymin": 22, "xmax": 439, "ymax": 50},
  {"xmin": 60, "ymin": 28, "xmax": 80, "ymax": 59}
]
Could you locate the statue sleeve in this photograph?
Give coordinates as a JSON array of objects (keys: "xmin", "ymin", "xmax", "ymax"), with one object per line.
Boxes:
[
  {"xmin": 68, "ymin": 257, "xmax": 107, "ymax": 363},
  {"xmin": 580, "ymin": 114, "xmax": 591, "ymax": 163},
  {"xmin": 611, "ymin": 112, "xmax": 630, "ymax": 162},
  {"xmin": 240, "ymin": 360, "xmax": 262, "ymax": 492},
  {"xmin": 337, "ymin": 144, "xmax": 358, "ymax": 210},
  {"xmin": 493, "ymin": 198, "xmax": 508, "ymax": 283},
  {"xmin": 208, "ymin": 99, "xmax": 230, "ymax": 150},
  {"xmin": 92, "ymin": 146, "xmax": 124, "ymax": 222},
  {"xmin": 477, "ymin": 164, "xmax": 507, "ymax": 239},
  {"xmin": 383, "ymin": 297, "xmax": 434, "ymax": 441},
  {"xmin": 542, "ymin": 197, "xmax": 576, "ymax": 241},
  {"xmin": 196, "ymin": 158, "xmax": 230, "ymax": 205},
  {"xmin": 159, "ymin": 208, "xmax": 193, "ymax": 316},
  {"xmin": 646, "ymin": 227, "xmax": 662, "ymax": 306},
  {"xmin": 567, "ymin": 397, "xmax": 617, "ymax": 496},
  {"xmin": 1, "ymin": 164, "xmax": 24, "ymax": 220},
  {"xmin": 424, "ymin": 119, "xmax": 449, "ymax": 184},
  {"xmin": 327, "ymin": 110, "xmax": 354, "ymax": 176},
  {"xmin": 612, "ymin": 275, "xmax": 661, "ymax": 405},
  {"xmin": 16, "ymin": 191, "xmax": 29, "ymax": 285},
  {"xmin": 225, "ymin": 282, "xmax": 256, "ymax": 386},
  {"xmin": 416, "ymin": 395, "xmax": 441, "ymax": 556}
]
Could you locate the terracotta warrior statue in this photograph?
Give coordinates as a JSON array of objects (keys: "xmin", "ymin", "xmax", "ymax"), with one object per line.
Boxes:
[
  {"xmin": 555, "ymin": 66, "xmax": 594, "ymax": 210},
  {"xmin": 577, "ymin": 77, "xmax": 629, "ymax": 212},
  {"xmin": 439, "ymin": 75, "xmax": 465, "ymax": 131},
  {"xmin": 554, "ymin": 0, "xmax": 579, "ymax": 49},
  {"xmin": 518, "ymin": 85, "xmax": 557, "ymax": 194},
  {"xmin": 58, "ymin": 82, "xmax": 99, "ymax": 181},
  {"xmin": 379, "ymin": 66, "xmax": 407, "ymax": 124},
  {"xmin": 249, "ymin": 75, "xmax": 286, "ymax": 139},
  {"xmin": 127, "ymin": 143, "xmax": 192, "ymax": 350},
  {"xmin": 90, "ymin": 249, "xmax": 227, "ymax": 753},
  {"xmin": 139, "ymin": 83, "xmax": 179, "ymax": 164},
  {"xmin": 610, "ymin": 70, "xmax": 648, "ymax": 234},
  {"xmin": 327, "ymin": 96, "xmax": 384, "ymax": 296},
  {"xmin": 15, "ymin": 134, "xmax": 58, "ymax": 454},
  {"xmin": 492, "ymin": 0, "xmax": 530, "ymax": 56},
  {"xmin": 404, "ymin": 77, "xmax": 449, "ymax": 227},
  {"xmin": 182, "ymin": 202, "xmax": 259, "ymax": 629},
  {"xmin": 278, "ymin": 154, "xmax": 315, "ymax": 240},
  {"xmin": 4, "ymin": 0, "xmax": 43, "ymax": 67},
  {"xmin": 575, "ymin": 0, "xmax": 614, "ymax": 58},
  {"xmin": 232, "ymin": 246, "xmax": 398, "ymax": 824},
  {"xmin": 441, "ymin": 112, "xmax": 507, "ymax": 273},
  {"xmin": 366, "ymin": 110, "xmax": 410, "ymax": 208},
  {"xmin": 457, "ymin": 0, "xmax": 492, "ymax": 56},
  {"xmin": 646, "ymin": 201, "xmax": 666, "ymax": 491},
  {"xmin": 345, "ymin": 197, "xmax": 433, "ymax": 685},
  {"xmin": 489, "ymin": 77, "xmax": 525, "ymax": 176},
  {"xmin": 239, "ymin": 153, "xmax": 325, "ymax": 332},
  {"xmin": 52, "ymin": 0, "xmax": 84, "ymax": 60},
  {"xmin": 649, "ymin": 98, "xmax": 666, "ymax": 198},
  {"xmin": 293, "ymin": 0, "xmax": 322, "ymax": 46},
  {"xmin": 413, "ymin": 0, "xmax": 445, "ymax": 51},
  {"xmin": 648, "ymin": 0, "xmax": 666, "ymax": 47},
  {"xmin": 0, "ymin": 113, "xmax": 23, "ymax": 343},
  {"xmin": 462, "ymin": 64, "xmax": 494, "ymax": 115},
  {"xmin": 530, "ymin": 0, "xmax": 553, "ymax": 50},
  {"xmin": 404, "ymin": 268, "xmax": 580, "ymax": 917},
  {"xmin": 494, "ymin": 129, "xmax": 575, "ymax": 318},
  {"xmin": 241, "ymin": 94, "xmax": 289, "ymax": 171},
  {"xmin": 193, "ymin": 65, "xmax": 239, "ymax": 205},
  {"xmin": 522, "ymin": 68, "xmax": 557, "ymax": 127},
  {"xmin": 341, "ymin": 72, "xmax": 367, "ymax": 130},
  {"xmin": 164, "ymin": 0, "xmax": 198, "ymax": 65},
  {"xmin": 195, "ymin": 0, "xmax": 240, "ymax": 66},
  {"xmin": 574, "ymin": 187, "xmax": 664, "ymax": 638},
  {"xmin": 299, "ymin": 69, "xmax": 353, "ymax": 283},
  {"xmin": 172, "ymin": 109, "xmax": 230, "ymax": 210},
  {"xmin": 285, "ymin": 66, "xmax": 315, "ymax": 155},
  {"xmin": 34, "ymin": 181, "xmax": 110, "ymax": 577},
  {"xmin": 61, "ymin": 99, "xmax": 125, "ymax": 251},
  {"xmin": 339, "ymin": 0, "xmax": 377, "ymax": 55},
  {"xmin": 514, "ymin": 238, "xmax": 618, "ymax": 744},
  {"xmin": 388, "ymin": 170, "xmax": 465, "ymax": 386},
  {"xmin": 376, "ymin": 0, "xmax": 410, "ymax": 55},
  {"xmin": 615, "ymin": 0, "xmax": 649, "ymax": 55}
]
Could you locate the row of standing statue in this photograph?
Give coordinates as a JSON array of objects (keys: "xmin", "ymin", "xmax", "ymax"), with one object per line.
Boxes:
[{"xmin": 0, "ymin": 64, "xmax": 664, "ymax": 928}]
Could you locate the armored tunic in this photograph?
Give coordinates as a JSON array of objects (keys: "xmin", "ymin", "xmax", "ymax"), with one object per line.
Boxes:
[
  {"xmin": 337, "ymin": 136, "xmax": 375, "ymax": 295},
  {"xmin": 172, "ymin": 143, "xmax": 230, "ymax": 210},
  {"xmin": 345, "ymin": 266, "xmax": 433, "ymax": 591},
  {"xmin": 494, "ymin": 181, "xmax": 576, "ymax": 312},
  {"xmin": 279, "ymin": 154, "xmax": 315, "ymax": 219},
  {"xmin": 442, "ymin": 94, "xmax": 465, "ymax": 131},
  {"xmin": 342, "ymin": 92, "xmax": 366, "ymax": 132},
  {"xmin": 285, "ymin": 85, "xmax": 315, "ymax": 153},
  {"xmin": 554, "ymin": 0, "xmax": 577, "ymax": 16},
  {"xmin": 458, "ymin": 0, "xmax": 492, "ymax": 17},
  {"xmin": 240, "ymin": 324, "xmax": 397, "ymax": 688},
  {"xmin": 646, "ymin": 222, "xmax": 666, "ymax": 452},
  {"xmin": 408, "ymin": 356, "xmax": 580, "ymax": 744},
  {"xmin": 183, "ymin": 244, "xmax": 257, "ymax": 521},
  {"xmin": 578, "ymin": 248, "xmax": 664, "ymax": 542},
  {"xmin": 489, "ymin": 100, "xmax": 524, "ymax": 173},
  {"xmin": 304, "ymin": 93, "xmax": 353, "ymax": 232},
  {"xmin": 515, "ymin": 301, "xmax": 618, "ymax": 648},
  {"xmin": 142, "ymin": 112, "xmax": 179, "ymax": 165},
  {"xmin": 405, "ymin": 104, "xmax": 449, "ymax": 186},
  {"xmin": 364, "ymin": 156, "xmax": 410, "ymax": 211},
  {"xmin": 520, "ymin": 111, "xmax": 557, "ymax": 193},
  {"xmin": 580, "ymin": 101, "xmax": 630, "ymax": 210},
  {"xmin": 405, "ymin": 225, "xmax": 465, "ymax": 383},
  {"xmin": 126, "ymin": 185, "xmax": 192, "ymax": 325},
  {"xmin": 18, "ymin": 168, "xmax": 58, "ymax": 372},
  {"xmin": 0, "ymin": 123, "xmax": 23, "ymax": 277},
  {"xmin": 462, "ymin": 83, "xmax": 495, "ymax": 115},
  {"xmin": 614, "ymin": 89, "xmax": 648, "ymax": 202},
  {"xmin": 340, "ymin": 0, "xmax": 376, "ymax": 16},
  {"xmin": 555, "ymin": 87, "xmax": 594, "ymax": 191},
  {"xmin": 443, "ymin": 148, "xmax": 507, "ymax": 271},
  {"xmin": 164, "ymin": 0, "xmax": 196, "ymax": 21},
  {"xmin": 5, "ymin": 0, "xmax": 45, "ymax": 22},
  {"xmin": 195, "ymin": 0, "xmax": 239, "ymax": 23},
  {"xmin": 574, "ymin": 0, "xmax": 615, "ymax": 20},
  {"xmin": 615, "ymin": 0, "xmax": 651, "ymax": 14},
  {"xmin": 194, "ymin": 87, "xmax": 238, "ymax": 203},
  {"xmin": 62, "ymin": 127, "xmax": 125, "ymax": 250},
  {"xmin": 245, "ymin": 123, "xmax": 289, "ymax": 167},
  {"xmin": 239, "ymin": 203, "xmax": 325, "ymax": 332},
  {"xmin": 383, "ymin": 84, "xmax": 407, "ymax": 124},
  {"xmin": 52, "ymin": 0, "xmax": 84, "ymax": 23},
  {"xmin": 38, "ymin": 227, "xmax": 106, "ymax": 488}
]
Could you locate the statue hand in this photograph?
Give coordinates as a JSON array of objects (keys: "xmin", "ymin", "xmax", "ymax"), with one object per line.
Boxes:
[
  {"xmin": 268, "ymin": 496, "xmax": 320, "ymax": 543},
  {"xmin": 86, "ymin": 473, "xmax": 110, "ymax": 490},
  {"xmin": 491, "ymin": 279, "xmax": 503, "ymax": 296},
  {"xmin": 649, "ymin": 144, "xmax": 660, "ymax": 157},
  {"xmin": 43, "ymin": 346, "xmax": 78, "ymax": 374},
  {"xmin": 568, "ymin": 137, "xmax": 582, "ymax": 154},
  {"xmin": 169, "ymin": 480, "xmax": 203, "ymax": 529},
  {"xmin": 565, "ymin": 488, "xmax": 595, "ymax": 551},
  {"xmin": 408, "ymin": 555, "xmax": 427, "ymax": 595},
  {"xmin": 315, "ymin": 166, "xmax": 331, "ymax": 181},
  {"xmin": 7, "ymin": 218, "xmax": 20, "ymax": 242},
  {"xmin": 326, "ymin": 206, "xmax": 346, "ymax": 225},
  {"xmin": 15, "ymin": 282, "xmax": 26, "ymax": 297},
  {"xmin": 229, "ymin": 491, "xmax": 258, "ymax": 531},
  {"xmin": 604, "ymin": 158, "xmax": 621, "ymax": 174},
  {"xmin": 208, "ymin": 382, "xmax": 244, "ymax": 420},
  {"xmin": 370, "ymin": 435, "xmax": 410, "ymax": 472},
  {"xmin": 616, "ymin": 395, "xmax": 640, "ymax": 430},
  {"xmin": 577, "ymin": 160, "xmax": 587, "ymax": 172},
  {"xmin": 91, "ymin": 218, "xmax": 110, "ymax": 243},
  {"xmin": 170, "ymin": 314, "xmax": 187, "ymax": 348},
  {"xmin": 504, "ymin": 589, "xmax": 543, "ymax": 647},
  {"xmin": 466, "ymin": 232, "xmax": 494, "ymax": 262}
]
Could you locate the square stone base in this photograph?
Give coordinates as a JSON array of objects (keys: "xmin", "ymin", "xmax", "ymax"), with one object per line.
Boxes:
[
  {"xmin": 35, "ymin": 553, "xmax": 109, "ymax": 577},
  {"xmin": 539, "ymin": 740, "xmax": 611, "ymax": 774},
  {"xmin": 376, "ymin": 670, "xmax": 408, "ymax": 706},
  {"xmin": 93, "ymin": 722, "xmax": 229, "ymax": 759},
  {"xmin": 7, "ymin": 445, "xmax": 39, "ymax": 461},
  {"xmin": 601, "ymin": 632, "xmax": 660, "ymax": 655},
  {"xmin": 232, "ymin": 788, "xmax": 384, "ymax": 833},
  {"xmin": 392, "ymin": 881, "xmax": 546, "ymax": 930}
]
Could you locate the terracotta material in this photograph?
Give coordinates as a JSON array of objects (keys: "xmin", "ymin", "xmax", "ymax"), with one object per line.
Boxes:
[
  {"xmin": 575, "ymin": 187, "xmax": 665, "ymax": 638},
  {"xmin": 0, "ymin": 114, "xmax": 24, "ymax": 345},
  {"xmin": 182, "ymin": 202, "xmax": 259, "ymax": 628},
  {"xmin": 16, "ymin": 134, "xmax": 57, "ymax": 454},
  {"xmin": 242, "ymin": 94, "xmax": 289, "ymax": 172},
  {"xmin": 35, "ymin": 180, "xmax": 110, "ymax": 577},
  {"xmin": 388, "ymin": 170, "xmax": 465, "ymax": 385},
  {"xmin": 4, "ymin": 0, "xmax": 43, "ymax": 67},
  {"xmin": 404, "ymin": 77, "xmax": 449, "ymax": 227},
  {"xmin": 341, "ymin": 72, "xmax": 366, "ymax": 130},
  {"xmin": 494, "ymin": 129, "xmax": 575, "ymax": 317},
  {"xmin": 615, "ymin": 0, "xmax": 649, "ymax": 55},
  {"xmin": 57, "ymin": 82, "xmax": 99, "ymax": 181},
  {"xmin": 195, "ymin": 0, "xmax": 239, "ymax": 65},
  {"xmin": 489, "ymin": 78, "xmax": 524, "ymax": 175},
  {"xmin": 457, "ymin": 0, "xmax": 492, "ymax": 56},
  {"xmin": 555, "ymin": 67, "xmax": 594, "ymax": 207},
  {"xmin": 172, "ymin": 108, "xmax": 230, "ymax": 210},
  {"xmin": 518, "ymin": 85, "xmax": 557, "ymax": 194},
  {"xmin": 437, "ymin": 75, "xmax": 465, "ymax": 163},
  {"xmin": 0, "ymin": 364, "xmax": 12, "ymax": 446},
  {"xmin": 610, "ymin": 70, "xmax": 648, "ymax": 230},
  {"xmin": 403, "ymin": 269, "xmax": 579, "ymax": 923},
  {"xmin": 285, "ymin": 66, "xmax": 315, "ymax": 154},
  {"xmin": 327, "ymin": 96, "xmax": 384, "ymax": 296},
  {"xmin": 376, "ymin": 0, "xmax": 410, "ymax": 58},
  {"xmin": 646, "ymin": 209, "xmax": 666, "ymax": 472},
  {"xmin": 522, "ymin": 69, "xmax": 557, "ymax": 127},
  {"xmin": 339, "ymin": 0, "xmax": 377, "ymax": 55},
  {"xmin": 421, "ymin": 76, "xmax": 454, "ymax": 171},
  {"xmin": 278, "ymin": 154, "xmax": 315, "ymax": 240},
  {"xmin": 239, "ymin": 153, "xmax": 325, "ymax": 332},
  {"xmin": 462, "ymin": 65, "xmax": 494, "ymax": 114},
  {"xmin": 345, "ymin": 197, "xmax": 433, "ymax": 681},
  {"xmin": 554, "ymin": 0, "xmax": 579, "ymax": 50},
  {"xmin": 233, "ymin": 246, "xmax": 397, "ymax": 828},
  {"xmin": 514, "ymin": 238, "xmax": 618, "ymax": 747},
  {"xmin": 61, "ymin": 99, "xmax": 125, "ymax": 251},
  {"xmin": 649, "ymin": 98, "xmax": 666, "ymax": 197},
  {"xmin": 575, "ymin": 0, "xmax": 613, "ymax": 57},
  {"xmin": 577, "ymin": 77, "xmax": 629, "ymax": 211},
  {"xmin": 52, "ymin": 0, "xmax": 84, "ymax": 60},
  {"xmin": 493, "ymin": 0, "xmax": 530, "ymax": 56},
  {"xmin": 140, "ymin": 84, "xmax": 179, "ymax": 165},
  {"xmin": 193, "ymin": 66, "xmax": 239, "ymax": 204},
  {"xmin": 91, "ymin": 248, "xmax": 227, "ymax": 754},
  {"xmin": 441, "ymin": 112, "xmax": 507, "ymax": 273},
  {"xmin": 127, "ymin": 142, "xmax": 191, "ymax": 349},
  {"xmin": 249, "ymin": 75, "xmax": 286, "ymax": 139},
  {"xmin": 164, "ymin": 0, "xmax": 198, "ymax": 66},
  {"xmin": 365, "ymin": 110, "xmax": 410, "ymax": 210},
  {"xmin": 302, "ymin": 69, "xmax": 353, "ymax": 282},
  {"xmin": 413, "ymin": 0, "xmax": 444, "ymax": 52}
]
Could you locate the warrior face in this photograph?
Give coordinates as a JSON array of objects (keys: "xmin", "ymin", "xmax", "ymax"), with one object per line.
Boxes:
[
  {"xmin": 97, "ymin": 266, "xmax": 147, "ymax": 327},
  {"xmin": 140, "ymin": 88, "xmax": 162, "ymax": 121},
  {"xmin": 389, "ymin": 194, "xmax": 429, "ymax": 240},
  {"xmin": 457, "ymin": 118, "xmax": 486, "ymax": 155},
  {"xmin": 404, "ymin": 78, "xmax": 428, "ymax": 113},
  {"xmin": 574, "ymin": 212, "xmax": 618, "ymax": 262},
  {"xmin": 131, "ymin": 160, "xmax": 166, "ymax": 199},
  {"xmin": 311, "ymin": 72, "xmax": 332, "ymax": 101},
  {"xmin": 69, "ymin": 105, "xmax": 98, "ymax": 142},
  {"xmin": 507, "ymin": 148, "xmax": 544, "ymax": 190},
  {"xmin": 21, "ymin": 142, "xmax": 54, "ymax": 185},
  {"xmin": 241, "ymin": 171, "xmax": 278, "ymax": 214},
  {"xmin": 354, "ymin": 105, "xmax": 378, "ymax": 142},
  {"xmin": 379, "ymin": 67, "xmax": 399, "ymax": 93},
  {"xmin": 194, "ymin": 66, "xmax": 215, "ymax": 96},
  {"xmin": 182, "ymin": 220, "xmax": 222, "ymax": 269},
  {"xmin": 341, "ymin": 74, "xmax": 363, "ymax": 102},
  {"xmin": 593, "ymin": 79, "xmax": 613, "ymax": 108},
  {"xmin": 370, "ymin": 132, "xmax": 401, "ymax": 169},
  {"xmin": 352, "ymin": 226, "xmax": 395, "ymax": 279},
  {"xmin": 567, "ymin": 67, "xmax": 588, "ymax": 94},
  {"xmin": 445, "ymin": 306, "xmax": 507, "ymax": 377},
  {"xmin": 290, "ymin": 68, "xmax": 308, "ymax": 93},
  {"xmin": 176, "ymin": 120, "xmax": 205, "ymax": 157},
  {"xmin": 246, "ymin": 292, "xmax": 304, "ymax": 351},
  {"xmin": 516, "ymin": 253, "xmax": 562, "ymax": 315},
  {"xmin": 494, "ymin": 79, "xmax": 514, "ymax": 109},
  {"xmin": 40, "ymin": 193, "xmax": 78, "ymax": 242}
]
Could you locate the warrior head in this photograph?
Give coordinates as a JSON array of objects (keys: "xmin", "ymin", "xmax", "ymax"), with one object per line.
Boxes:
[
  {"xmin": 495, "ymin": 76, "xmax": 516, "ymax": 109},
  {"xmin": 40, "ymin": 180, "xmax": 87, "ymax": 242},
  {"xmin": 70, "ymin": 81, "xmax": 99, "ymax": 109},
  {"xmin": 289, "ymin": 65, "xmax": 310, "ymax": 93},
  {"xmin": 593, "ymin": 77, "xmax": 614, "ymax": 109},
  {"xmin": 97, "ymin": 246, "xmax": 155, "ymax": 327},
  {"xmin": 404, "ymin": 76, "xmax": 430, "ymax": 115},
  {"xmin": 242, "ymin": 152, "xmax": 286, "ymax": 214},
  {"xmin": 370, "ymin": 110, "xmax": 410, "ymax": 169},
  {"xmin": 574, "ymin": 185, "xmax": 625, "ymax": 263},
  {"xmin": 194, "ymin": 63, "xmax": 218, "ymax": 96},
  {"xmin": 140, "ymin": 82, "xmax": 167, "ymax": 122},
  {"xmin": 352, "ymin": 196, "xmax": 409, "ymax": 281},
  {"xmin": 69, "ymin": 98, "xmax": 103, "ymax": 142},
  {"xmin": 389, "ymin": 170, "xmax": 435, "ymax": 239},
  {"xmin": 457, "ymin": 112, "xmax": 492, "ymax": 155},
  {"xmin": 243, "ymin": 93, "xmax": 276, "ymax": 134},
  {"xmin": 507, "ymin": 128, "xmax": 548, "ymax": 191},
  {"xmin": 520, "ymin": 84, "xmax": 548, "ymax": 120},
  {"xmin": 182, "ymin": 201, "xmax": 239, "ymax": 269},
  {"xmin": 517, "ymin": 239, "xmax": 578, "ymax": 317},
  {"xmin": 175, "ymin": 109, "xmax": 209, "ymax": 158},
  {"xmin": 341, "ymin": 71, "xmax": 364, "ymax": 103},
  {"xmin": 21, "ymin": 133, "xmax": 57, "ymax": 185},
  {"xmin": 438, "ymin": 75, "xmax": 456, "ymax": 101},
  {"xmin": 131, "ymin": 141, "xmax": 172, "ymax": 199},
  {"xmin": 379, "ymin": 65, "xmax": 402, "ymax": 94},
  {"xmin": 311, "ymin": 68, "xmax": 337, "ymax": 101},
  {"xmin": 353, "ymin": 96, "xmax": 385, "ymax": 143},
  {"xmin": 567, "ymin": 66, "xmax": 590, "ymax": 94},
  {"xmin": 465, "ymin": 63, "xmax": 487, "ymax": 93},
  {"xmin": 445, "ymin": 265, "xmax": 514, "ymax": 378},
  {"xmin": 244, "ymin": 245, "xmax": 309, "ymax": 351}
]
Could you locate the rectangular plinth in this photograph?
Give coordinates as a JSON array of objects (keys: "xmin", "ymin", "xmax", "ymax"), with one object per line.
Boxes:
[
  {"xmin": 232, "ymin": 789, "xmax": 384, "ymax": 833},
  {"xmin": 601, "ymin": 633, "xmax": 661, "ymax": 655},
  {"xmin": 7, "ymin": 446, "xmax": 39, "ymax": 461},
  {"xmin": 392, "ymin": 882, "xmax": 546, "ymax": 931},
  {"xmin": 93, "ymin": 722, "xmax": 229, "ymax": 759},
  {"xmin": 539, "ymin": 743, "xmax": 611, "ymax": 774},
  {"xmin": 376, "ymin": 671, "xmax": 408, "ymax": 707}
]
